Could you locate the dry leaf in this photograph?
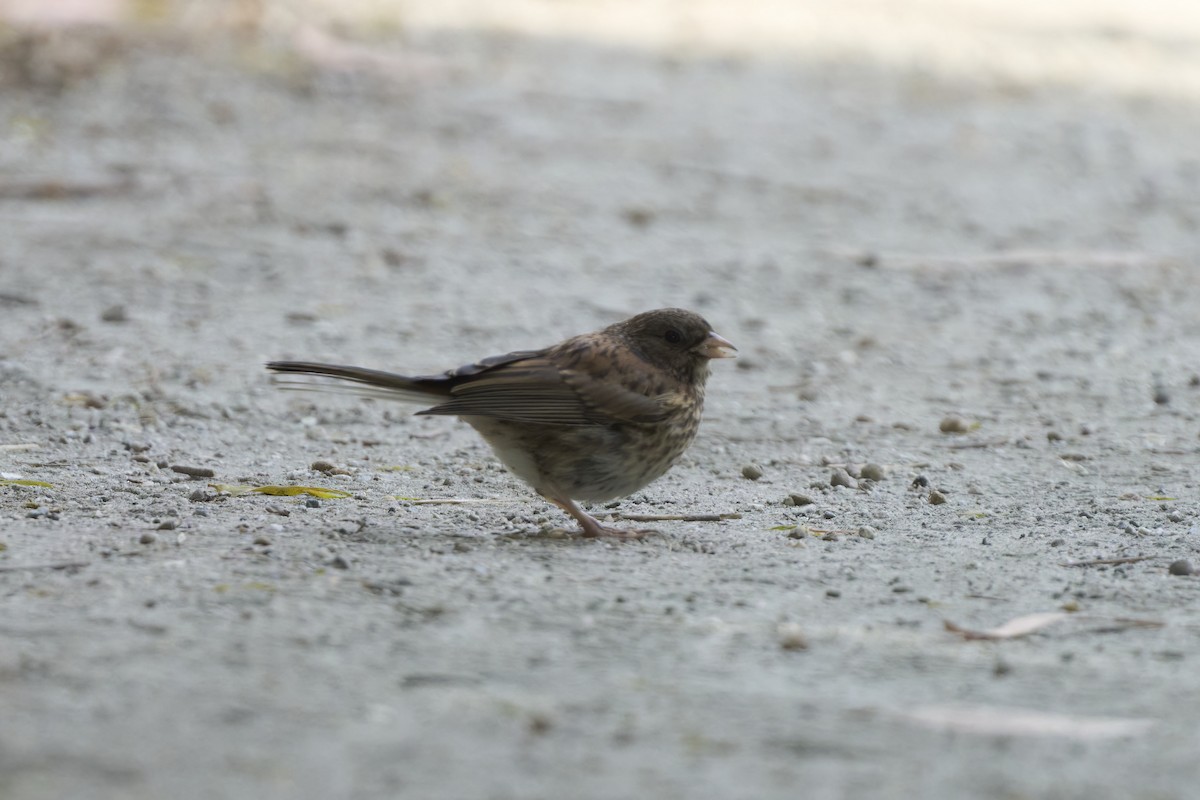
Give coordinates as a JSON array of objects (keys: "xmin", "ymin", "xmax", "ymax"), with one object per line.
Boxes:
[
  {"xmin": 946, "ymin": 612, "xmax": 1163, "ymax": 640},
  {"xmin": 944, "ymin": 612, "xmax": 1068, "ymax": 640}
]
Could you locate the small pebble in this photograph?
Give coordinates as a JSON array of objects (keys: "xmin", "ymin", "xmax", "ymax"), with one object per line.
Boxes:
[
  {"xmin": 825, "ymin": 589, "xmax": 841, "ymax": 598},
  {"xmin": 305, "ymin": 498, "xmax": 321, "ymax": 509},
  {"xmin": 189, "ymin": 489, "xmax": 214, "ymax": 502},
  {"xmin": 157, "ymin": 519, "xmax": 178, "ymax": 530},
  {"xmin": 785, "ymin": 493, "xmax": 815, "ymax": 507},
  {"xmin": 776, "ymin": 622, "xmax": 809, "ymax": 651},
  {"xmin": 266, "ymin": 505, "xmax": 291, "ymax": 517},
  {"xmin": 823, "ymin": 532, "xmax": 839, "ymax": 542},
  {"xmin": 1046, "ymin": 431, "xmax": 1063, "ymax": 442},
  {"xmin": 911, "ymin": 475, "xmax": 930, "ymax": 488},
  {"xmin": 830, "ymin": 468, "xmax": 856, "ymax": 489},
  {"xmin": 139, "ymin": 532, "xmax": 158, "ymax": 545},
  {"xmin": 311, "ymin": 460, "xmax": 336, "ymax": 473},
  {"xmin": 1153, "ymin": 385, "xmax": 1170, "ymax": 405},
  {"xmin": 1167, "ymin": 512, "xmax": 1185, "ymax": 523},
  {"xmin": 928, "ymin": 490, "xmax": 947, "ymax": 505},
  {"xmin": 859, "ymin": 463, "xmax": 886, "ymax": 482},
  {"xmin": 100, "ymin": 305, "xmax": 127, "ymax": 323},
  {"xmin": 253, "ymin": 536, "xmax": 271, "ymax": 546},
  {"xmin": 1049, "ymin": 538, "xmax": 1065, "ymax": 547},
  {"xmin": 741, "ymin": 463, "xmax": 764, "ymax": 481},
  {"xmin": 622, "ymin": 207, "xmax": 655, "ymax": 228},
  {"xmin": 1168, "ymin": 559, "xmax": 1194, "ymax": 576},
  {"xmin": 856, "ymin": 525, "xmax": 876, "ymax": 540},
  {"xmin": 330, "ymin": 555, "xmax": 350, "ymax": 570},
  {"xmin": 939, "ymin": 415, "xmax": 971, "ymax": 434}
]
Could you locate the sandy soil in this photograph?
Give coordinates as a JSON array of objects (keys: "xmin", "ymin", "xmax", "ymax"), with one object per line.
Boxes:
[{"xmin": 2, "ymin": 2, "xmax": 1200, "ymax": 798}]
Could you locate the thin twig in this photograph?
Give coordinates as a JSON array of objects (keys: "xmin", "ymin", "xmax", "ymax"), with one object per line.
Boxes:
[
  {"xmin": 0, "ymin": 177, "xmax": 134, "ymax": 200},
  {"xmin": 606, "ymin": 512, "xmax": 741, "ymax": 522},
  {"xmin": 1060, "ymin": 556, "xmax": 1158, "ymax": 568},
  {"xmin": 402, "ymin": 498, "xmax": 504, "ymax": 505},
  {"xmin": 0, "ymin": 561, "xmax": 91, "ymax": 573},
  {"xmin": 946, "ymin": 440, "xmax": 1008, "ymax": 449}
]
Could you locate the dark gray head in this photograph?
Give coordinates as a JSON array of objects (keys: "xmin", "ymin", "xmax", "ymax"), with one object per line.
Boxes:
[{"xmin": 613, "ymin": 308, "xmax": 736, "ymax": 380}]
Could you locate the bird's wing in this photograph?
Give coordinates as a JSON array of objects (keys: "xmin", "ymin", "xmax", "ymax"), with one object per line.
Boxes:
[
  {"xmin": 420, "ymin": 353, "xmax": 666, "ymax": 426},
  {"xmin": 559, "ymin": 369, "xmax": 673, "ymax": 424}
]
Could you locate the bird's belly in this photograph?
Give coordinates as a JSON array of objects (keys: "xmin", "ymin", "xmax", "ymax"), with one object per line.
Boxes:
[
  {"xmin": 460, "ymin": 416, "xmax": 546, "ymax": 491},
  {"xmin": 463, "ymin": 416, "xmax": 697, "ymax": 503}
]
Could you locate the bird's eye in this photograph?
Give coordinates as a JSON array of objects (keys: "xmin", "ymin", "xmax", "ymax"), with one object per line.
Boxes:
[{"xmin": 664, "ymin": 328, "xmax": 683, "ymax": 344}]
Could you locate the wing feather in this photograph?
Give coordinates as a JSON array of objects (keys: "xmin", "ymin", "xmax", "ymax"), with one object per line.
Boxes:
[
  {"xmin": 419, "ymin": 356, "xmax": 602, "ymax": 425},
  {"xmin": 269, "ymin": 349, "xmax": 673, "ymax": 427}
]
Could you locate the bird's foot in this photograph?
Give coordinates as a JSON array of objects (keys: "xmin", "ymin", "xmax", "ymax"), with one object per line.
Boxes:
[
  {"xmin": 544, "ymin": 495, "xmax": 658, "ymax": 540},
  {"xmin": 579, "ymin": 524, "xmax": 658, "ymax": 540}
]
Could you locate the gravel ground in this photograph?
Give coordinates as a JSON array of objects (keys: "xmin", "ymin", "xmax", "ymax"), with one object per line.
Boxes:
[{"xmin": 2, "ymin": 3, "xmax": 1200, "ymax": 798}]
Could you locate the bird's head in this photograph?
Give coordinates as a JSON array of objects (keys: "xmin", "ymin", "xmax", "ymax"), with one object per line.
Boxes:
[{"xmin": 616, "ymin": 308, "xmax": 737, "ymax": 381}]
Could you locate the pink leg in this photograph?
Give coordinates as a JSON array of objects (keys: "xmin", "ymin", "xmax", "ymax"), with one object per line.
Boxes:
[{"xmin": 545, "ymin": 495, "xmax": 650, "ymax": 540}]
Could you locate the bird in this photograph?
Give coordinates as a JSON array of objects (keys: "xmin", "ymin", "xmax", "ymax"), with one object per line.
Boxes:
[{"xmin": 266, "ymin": 308, "xmax": 736, "ymax": 538}]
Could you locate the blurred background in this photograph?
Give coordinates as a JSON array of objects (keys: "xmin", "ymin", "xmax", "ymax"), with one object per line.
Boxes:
[{"xmin": 2, "ymin": 0, "xmax": 1198, "ymax": 419}]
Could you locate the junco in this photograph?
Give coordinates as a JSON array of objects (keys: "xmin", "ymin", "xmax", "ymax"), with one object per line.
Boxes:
[{"xmin": 267, "ymin": 308, "xmax": 736, "ymax": 537}]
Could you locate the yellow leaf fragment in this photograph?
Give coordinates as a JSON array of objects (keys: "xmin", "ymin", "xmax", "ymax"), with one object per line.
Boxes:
[
  {"xmin": 208, "ymin": 483, "xmax": 350, "ymax": 499},
  {"xmin": 0, "ymin": 479, "xmax": 53, "ymax": 488},
  {"xmin": 208, "ymin": 483, "xmax": 256, "ymax": 496},
  {"xmin": 252, "ymin": 485, "xmax": 351, "ymax": 499}
]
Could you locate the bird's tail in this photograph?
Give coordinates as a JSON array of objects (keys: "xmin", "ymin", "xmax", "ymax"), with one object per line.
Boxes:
[{"xmin": 266, "ymin": 361, "xmax": 450, "ymax": 405}]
